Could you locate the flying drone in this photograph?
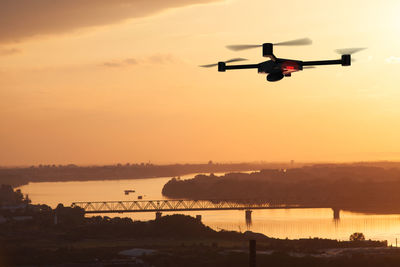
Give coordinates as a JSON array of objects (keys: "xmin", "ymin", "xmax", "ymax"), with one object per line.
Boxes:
[{"xmin": 200, "ymin": 38, "xmax": 365, "ymax": 82}]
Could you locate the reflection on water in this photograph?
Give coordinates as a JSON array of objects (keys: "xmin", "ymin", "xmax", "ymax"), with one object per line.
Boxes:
[
  {"xmin": 245, "ymin": 210, "xmax": 252, "ymax": 228},
  {"xmin": 17, "ymin": 173, "xmax": 400, "ymax": 246}
]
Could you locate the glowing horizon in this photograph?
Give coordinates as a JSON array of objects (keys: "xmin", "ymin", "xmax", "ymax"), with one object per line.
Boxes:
[{"xmin": 1, "ymin": 0, "xmax": 400, "ymax": 166}]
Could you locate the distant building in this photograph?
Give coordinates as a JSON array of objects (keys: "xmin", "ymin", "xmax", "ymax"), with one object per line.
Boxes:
[
  {"xmin": 0, "ymin": 215, "xmax": 33, "ymax": 224},
  {"xmin": 0, "ymin": 204, "xmax": 27, "ymax": 212}
]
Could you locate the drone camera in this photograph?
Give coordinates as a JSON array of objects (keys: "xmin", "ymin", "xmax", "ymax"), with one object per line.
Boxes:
[
  {"xmin": 341, "ymin": 55, "xmax": 351, "ymax": 66},
  {"xmin": 262, "ymin": 43, "xmax": 273, "ymax": 57},
  {"xmin": 218, "ymin": 62, "xmax": 226, "ymax": 72}
]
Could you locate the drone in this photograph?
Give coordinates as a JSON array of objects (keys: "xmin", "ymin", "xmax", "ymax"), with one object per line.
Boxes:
[{"xmin": 200, "ymin": 38, "xmax": 365, "ymax": 82}]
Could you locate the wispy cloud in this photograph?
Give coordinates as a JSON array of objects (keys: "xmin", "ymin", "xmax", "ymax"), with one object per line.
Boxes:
[
  {"xmin": 0, "ymin": 48, "xmax": 21, "ymax": 56},
  {"xmin": 103, "ymin": 57, "xmax": 139, "ymax": 68},
  {"xmin": 385, "ymin": 56, "xmax": 400, "ymax": 64},
  {"xmin": 102, "ymin": 54, "xmax": 177, "ymax": 68},
  {"xmin": 103, "ymin": 62, "xmax": 124, "ymax": 68},
  {"xmin": 124, "ymin": 58, "xmax": 138, "ymax": 65},
  {"xmin": 148, "ymin": 54, "xmax": 176, "ymax": 64},
  {"xmin": 0, "ymin": 0, "xmax": 223, "ymax": 44}
]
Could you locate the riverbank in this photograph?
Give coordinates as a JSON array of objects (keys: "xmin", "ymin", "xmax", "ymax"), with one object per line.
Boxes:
[{"xmin": 0, "ymin": 162, "xmax": 295, "ymax": 188}]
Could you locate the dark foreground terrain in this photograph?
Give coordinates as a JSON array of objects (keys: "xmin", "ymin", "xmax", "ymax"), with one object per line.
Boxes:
[
  {"xmin": 1, "ymin": 211, "xmax": 396, "ymax": 267},
  {"xmin": 163, "ymin": 164, "xmax": 400, "ymax": 214},
  {"xmin": 0, "ymin": 195, "xmax": 395, "ymax": 267}
]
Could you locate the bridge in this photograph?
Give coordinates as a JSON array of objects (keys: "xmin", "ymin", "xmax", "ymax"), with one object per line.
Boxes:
[{"xmin": 71, "ymin": 199, "xmax": 340, "ymax": 220}]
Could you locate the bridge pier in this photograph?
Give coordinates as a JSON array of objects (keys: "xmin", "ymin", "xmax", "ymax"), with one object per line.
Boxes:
[
  {"xmin": 332, "ymin": 208, "xmax": 340, "ymax": 220},
  {"xmin": 245, "ymin": 210, "xmax": 252, "ymax": 226},
  {"xmin": 156, "ymin": 211, "xmax": 162, "ymax": 220}
]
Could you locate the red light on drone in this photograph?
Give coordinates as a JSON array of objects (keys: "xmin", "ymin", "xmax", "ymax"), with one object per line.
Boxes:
[{"xmin": 282, "ymin": 61, "xmax": 299, "ymax": 72}]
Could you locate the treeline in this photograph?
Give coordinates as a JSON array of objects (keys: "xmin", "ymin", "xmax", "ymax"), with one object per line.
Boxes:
[
  {"xmin": 0, "ymin": 184, "xmax": 30, "ymax": 206},
  {"xmin": 0, "ymin": 162, "xmax": 297, "ymax": 187},
  {"xmin": 162, "ymin": 165, "xmax": 400, "ymax": 213}
]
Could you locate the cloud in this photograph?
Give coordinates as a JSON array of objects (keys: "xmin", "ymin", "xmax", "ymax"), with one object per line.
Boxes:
[
  {"xmin": 124, "ymin": 58, "xmax": 138, "ymax": 65},
  {"xmin": 103, "ymin": 62, "xmax": 124, "ymax": 68},
  {"xmin": 103, "ymin": 58, "xmax": 138, "ymax": 68},
  {"xmin": 0, "ymin": 48, "xmax": 21, "ymax": 56},
  {"xmin": 385, "ymin": 56, "xmax": 400, "ymax": 64},
  {"xmin": 0, "ymin": 0, "xmax": 222, "ymax": 44},
  {"xmin": 103, "ymin": 54, "xmax": 176, "ymax": 68},
  {"xmin": 148, "ymin": 54, "xmax": 176, "ymax": 64}
]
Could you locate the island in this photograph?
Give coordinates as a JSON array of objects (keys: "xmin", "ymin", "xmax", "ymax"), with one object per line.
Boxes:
[{"xmin": 162, "ymin": 164, "xmax": 400, "ymax": 214}]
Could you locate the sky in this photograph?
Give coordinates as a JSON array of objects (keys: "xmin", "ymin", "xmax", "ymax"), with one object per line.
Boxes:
[{"xmin": 1, "ymin": 0, "xmax": 400, "ymax": 166}]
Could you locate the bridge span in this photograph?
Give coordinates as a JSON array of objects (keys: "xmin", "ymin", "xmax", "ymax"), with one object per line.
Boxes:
[
  {"xmin": 71, "ymin": 199, "xmax": 339, "ymax": 220},
  {"xmin": 71, "ymin": 199, "xmax": 315, "ymax": 213}
]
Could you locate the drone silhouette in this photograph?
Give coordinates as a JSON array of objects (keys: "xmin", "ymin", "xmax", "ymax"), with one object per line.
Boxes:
[{"xmin": 200, "ymin": 38, "xmax": 365, "ymax": 82}]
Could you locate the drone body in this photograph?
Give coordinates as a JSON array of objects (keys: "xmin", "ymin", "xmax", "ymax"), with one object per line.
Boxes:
[{"xmin": 200, "ymin": 38, "xmax": 364, "ymax": 82}]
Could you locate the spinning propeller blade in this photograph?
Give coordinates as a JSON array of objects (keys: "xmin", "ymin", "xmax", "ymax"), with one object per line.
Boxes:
[
  {"xmin": 274, "ymin": 38, "xmax": 312, "ymax": 46},
  {"xmin": 335, "ymin": 48, "xmax": 366, "ymax": 63},
  {"xmin": 225, "ymin": 44, "xmax": 262, "ymax": 51},
  {"xmin": 199, "ymin": 58, "xmax": 247, "ymax": 68},
  {"xmin": 224, "ymin": 58, "xmax": 248, "ymax": 63},
  {"xmin": 226, "ymin": 38, "xmax": 312, "ymax": 51},
  {"xmin": 335, "ymin": 47, "xmax": 366, "ymax": 55}
]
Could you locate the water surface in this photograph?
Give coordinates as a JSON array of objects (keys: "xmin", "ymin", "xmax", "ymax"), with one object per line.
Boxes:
[{"xmin": 18, "ymin": 173, "xmax": 400, "ymax": 246}]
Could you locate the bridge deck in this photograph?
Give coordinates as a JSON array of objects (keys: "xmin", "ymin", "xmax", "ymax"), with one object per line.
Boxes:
[{"xmin": 71, "ymin": 199, "xmax": 321, "ymax": 214}]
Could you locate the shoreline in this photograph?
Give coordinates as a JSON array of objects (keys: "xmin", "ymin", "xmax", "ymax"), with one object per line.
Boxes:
[{"xmin": 0, "ymin": 162, "xmax": 291, "ymax": 188}]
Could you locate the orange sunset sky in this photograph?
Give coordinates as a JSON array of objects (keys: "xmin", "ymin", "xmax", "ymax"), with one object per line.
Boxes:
[{"xmin": 1, "ymin": 0, "xmax": 400, "ymax": 166}]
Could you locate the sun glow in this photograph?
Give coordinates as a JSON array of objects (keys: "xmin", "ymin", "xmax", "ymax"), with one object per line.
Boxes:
[{"xmin": 1, "ymin": 0, "xmax": 400, "ymax": 165}]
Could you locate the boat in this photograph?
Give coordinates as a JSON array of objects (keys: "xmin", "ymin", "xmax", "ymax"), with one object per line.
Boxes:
[{"xmin": 124, "ymin": 190, "xmax": 135, "ymax": 195}]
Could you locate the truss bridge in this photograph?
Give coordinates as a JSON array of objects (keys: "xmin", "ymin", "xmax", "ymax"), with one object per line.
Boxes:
[{"xmin": 71, "ymin": 199, "xmax": 339, "ymax": 220}]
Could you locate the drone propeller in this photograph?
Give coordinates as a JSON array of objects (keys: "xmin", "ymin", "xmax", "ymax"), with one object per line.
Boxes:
[
  {"xmin": 226, "ymin": 38, "xmax": 312, "ymax": 51},
  {"xmin": 274, "ymin": 38, "xmax": 313, "ymax": 46},
  {"xmin": 199, "ymin": 57, "xmax": 247, "ymax": 68},
  {"xmin": 335, "ymin": 47, "xmax": 366, "ymax": 55},
  {"xmin": 335, "ymin": 48, "xmax": 366, "ymax": 63}
]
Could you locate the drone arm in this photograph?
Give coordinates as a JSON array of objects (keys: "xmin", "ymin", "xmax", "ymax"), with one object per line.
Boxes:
[
  {"xmin": 302, "ymin": 59, "xmax": 342, "ymax": 66},
  {"xmin": 218, "ymin": 62, "xmax": 259, "ymax": 72},
  {"xmin": 302, "ymin": 55, "xmax": 351, "ymax": 68},
  {"xmin": 225, "ymin": 64, "xmax": 259, "ymax": 70}
]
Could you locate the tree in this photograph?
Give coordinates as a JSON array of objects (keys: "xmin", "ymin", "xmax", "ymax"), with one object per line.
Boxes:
[
  {"xmin": 350, "ymin": 232, "xmax": 365, "ymax": 241},
  {"xmin": 55, "ymin": 203, "xmax": 85, "ymax": 225},
  {"xmin": 0, "ymin": 184, "xmax": 29, "ymax": 206}
]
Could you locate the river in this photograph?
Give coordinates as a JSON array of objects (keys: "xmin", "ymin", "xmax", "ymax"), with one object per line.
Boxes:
[{"xmin": 17, "ymin": 172, "xmax": 400, "ymax": 246}]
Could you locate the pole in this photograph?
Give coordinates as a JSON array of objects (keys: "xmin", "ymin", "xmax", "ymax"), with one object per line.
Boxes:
[{"xmin": 249, "ymin": 239, "xmax": 256, "ymax": 267}]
